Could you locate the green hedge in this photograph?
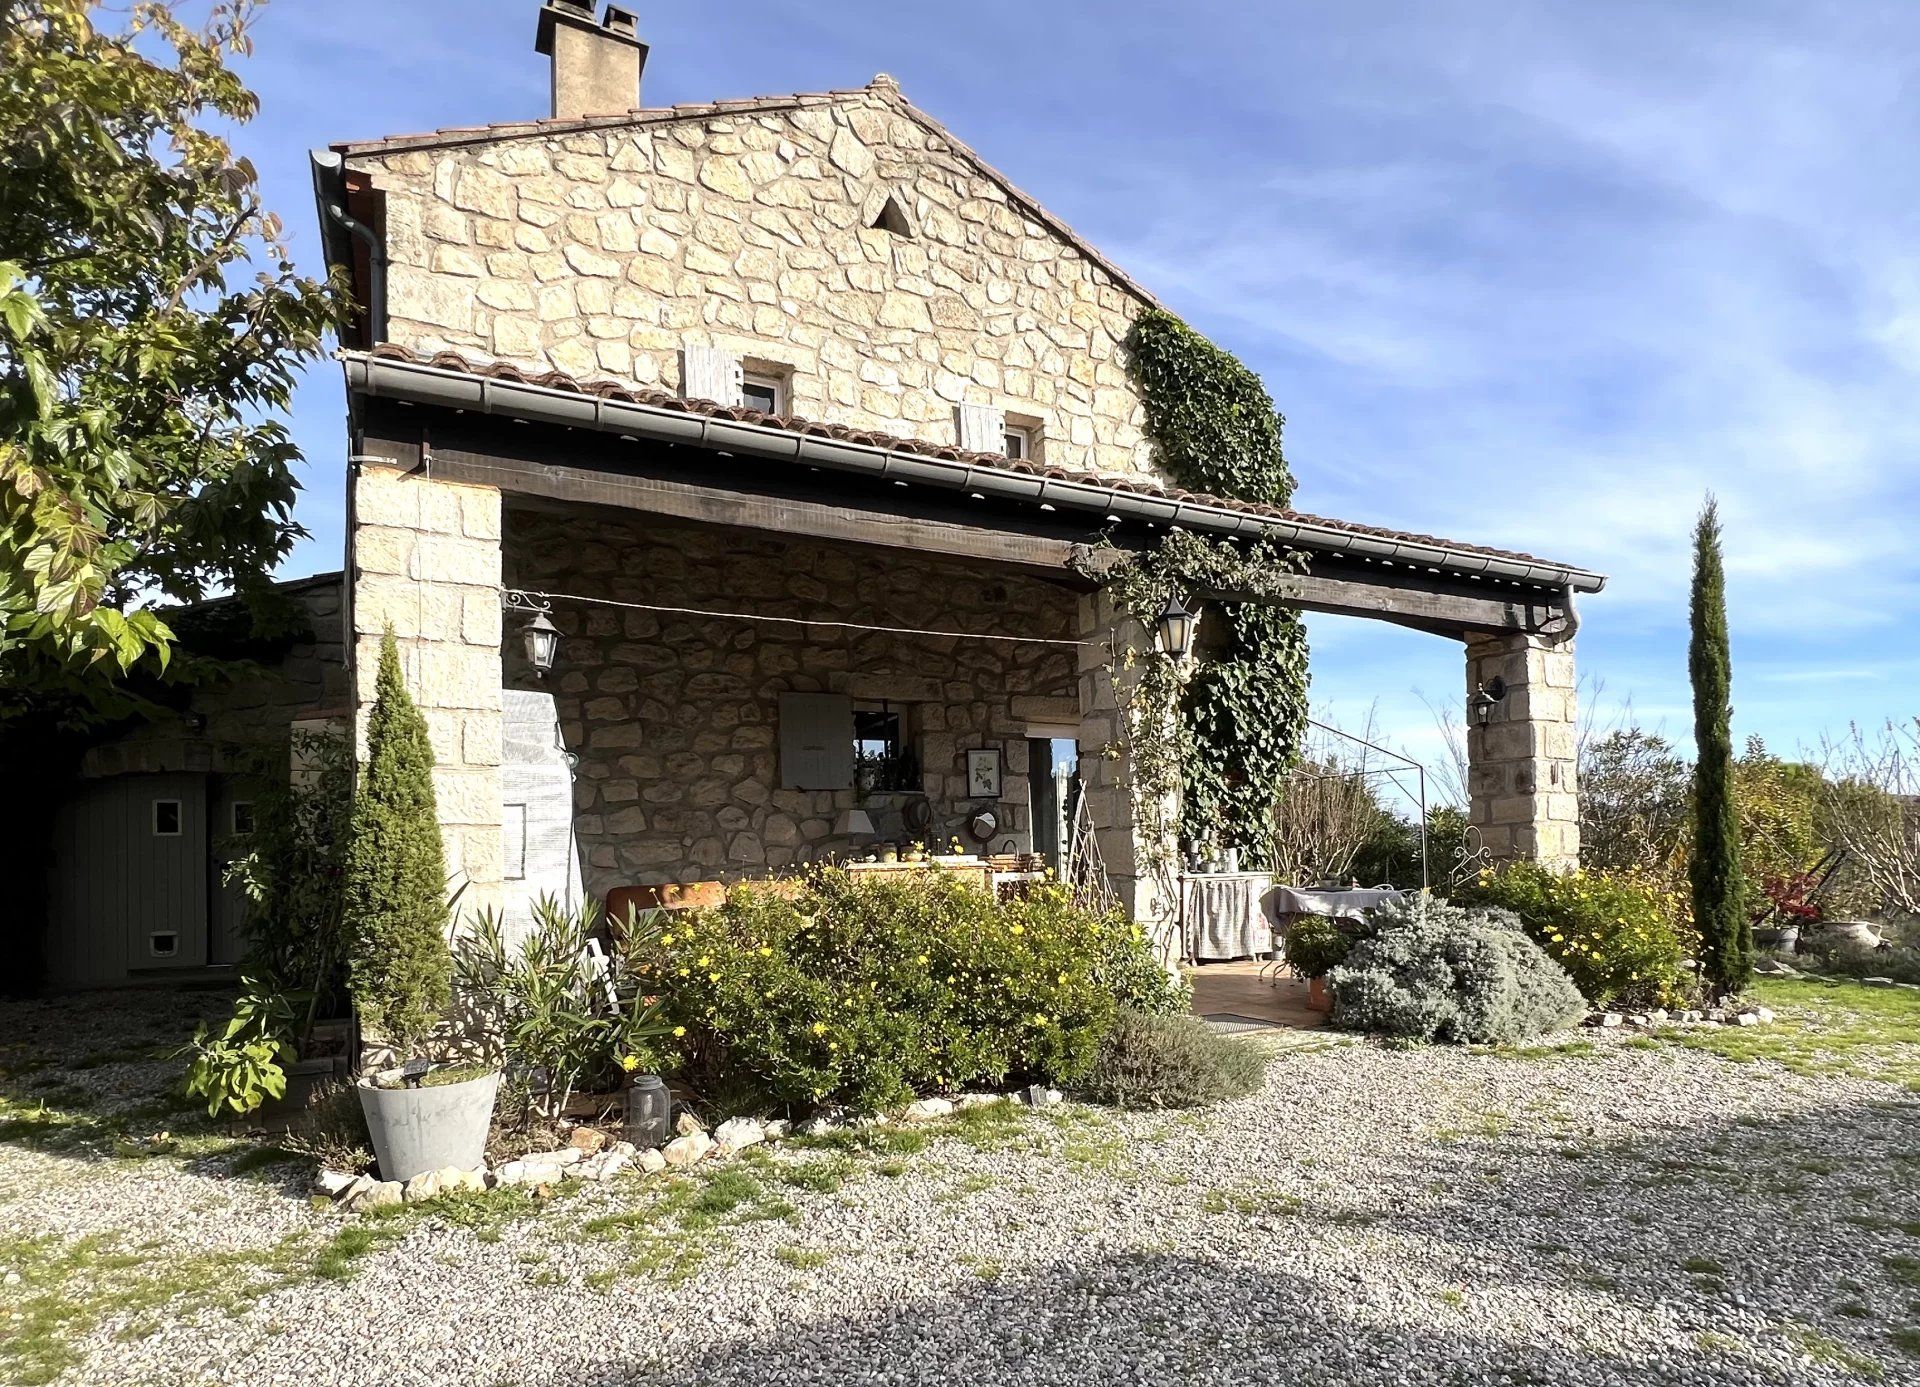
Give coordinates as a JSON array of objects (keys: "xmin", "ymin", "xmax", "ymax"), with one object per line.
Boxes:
[
  {"xmin": 1458, "ymin": 862, "xmax": 1696, "ymax": 1009},
  {"xmin": 638, "ymin": 869, "xmax": 1182, "ymax": 1113}
]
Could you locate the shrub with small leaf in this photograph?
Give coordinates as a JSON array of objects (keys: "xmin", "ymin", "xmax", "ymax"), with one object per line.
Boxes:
[
  {"xmin": 636, "ymin": 869, "xmax": 1166, "ymax": 1113},
  {"xmin": 1282, "ymin": 915, "xmax": 1352, "ymax": 979},
  {"xmin": 1329, "ymin": 899, "xmax": 1587, "ymax": 1045},
  {"xmin": 1078, "ymin": 1009, "xmax": 1269, "ymax": 1109},
  {"xmin": 1459, "ymin": 862, "xmax": 1695, "ymax": 1009}
]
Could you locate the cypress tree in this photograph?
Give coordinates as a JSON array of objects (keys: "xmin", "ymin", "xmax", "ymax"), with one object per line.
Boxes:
[
  {"xmin": 343, "ymin": 633, "xmax": 453, "ymax": 1059},
  {"xmin": 1689, "ymin": 497, "xmax": 1749, "ymax": 997}
]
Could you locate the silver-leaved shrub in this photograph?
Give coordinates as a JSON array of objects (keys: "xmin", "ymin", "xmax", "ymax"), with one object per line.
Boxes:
[{"xmin": 1329, "ymin": 899, "xmax": 1587, "ymax": 1044}]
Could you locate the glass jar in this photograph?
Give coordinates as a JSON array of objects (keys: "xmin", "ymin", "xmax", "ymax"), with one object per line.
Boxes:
[{"xmin": 625, "ymin": 1074, "xmax": 672, "ymax": 1149}]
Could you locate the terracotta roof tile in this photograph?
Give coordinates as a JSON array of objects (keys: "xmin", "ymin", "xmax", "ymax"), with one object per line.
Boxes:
[{"xmin": 359, "ymin": 345, "xmax": 1598, "ymax": 582}]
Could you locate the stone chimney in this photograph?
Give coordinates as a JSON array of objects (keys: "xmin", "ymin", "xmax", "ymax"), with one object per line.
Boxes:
[{"xmin": 534, "ymin": 2, "xmax": 647, "ymax": 119}]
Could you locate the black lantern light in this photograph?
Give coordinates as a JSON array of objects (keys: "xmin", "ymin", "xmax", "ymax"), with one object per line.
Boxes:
[
  {"xmin": 503, "ymin": 590, "xmax": 560, "ymax": 675},
  {"xmin": 1155, "ymin": 591, "xmax": 1196, "ymax": 661},
  {"xmin": 1471, "ymin": 676, "xmax": 1507, "ymax": 728}
]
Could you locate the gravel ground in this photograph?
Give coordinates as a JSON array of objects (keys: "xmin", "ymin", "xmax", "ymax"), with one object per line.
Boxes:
[{"xmin": 4, "ymin": 991, "xmax": 1918, "ymax": 1386}]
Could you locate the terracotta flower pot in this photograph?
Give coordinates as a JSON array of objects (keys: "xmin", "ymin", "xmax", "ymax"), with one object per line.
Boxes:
[{"xmin": 1307, "ymin": 976, "xmax": 1332, "ymax": 1013}]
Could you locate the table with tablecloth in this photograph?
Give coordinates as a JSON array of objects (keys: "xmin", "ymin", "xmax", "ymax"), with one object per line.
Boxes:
[
  {"xmin": 1268, "ymin": 885, "xmax": 1407, "ymax": 923},
  {"xmin": 1179, "ymin": 872, "xmax": 1274, "ymax": 962}
]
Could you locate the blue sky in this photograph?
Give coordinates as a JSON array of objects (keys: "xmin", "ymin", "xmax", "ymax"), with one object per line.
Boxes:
[{"xmin": 232, "ymin": 0, "xmax": 1920, "ymax": 795}]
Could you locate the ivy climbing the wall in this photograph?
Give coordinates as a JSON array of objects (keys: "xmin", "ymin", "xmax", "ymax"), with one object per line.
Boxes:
[{"xmin": 1120, "ymin": 310, "xmax": 1312, "ymax": 870}]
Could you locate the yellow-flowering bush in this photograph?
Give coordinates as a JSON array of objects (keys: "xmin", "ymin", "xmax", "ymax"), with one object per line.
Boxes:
[
  {"xmin": 1459, "ymin": 863, "xmax": 1696, "ymax": 1009},
  {"xmin": 632, "ymin": 868, "xmax": 1181, "ymax": 1113}
]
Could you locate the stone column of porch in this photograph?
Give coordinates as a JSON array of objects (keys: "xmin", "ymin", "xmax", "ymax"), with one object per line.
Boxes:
[
  {"xmin": 1075, "ymin": 591, "xmax": 1180, "ymax": 961},
  {"xmin": 1464, "ymin": 631, "xmax": 1580, "ymax": 872},
  {"xmin": 349, "ymin": 463, "xmax": 506, "ymax": 912}
]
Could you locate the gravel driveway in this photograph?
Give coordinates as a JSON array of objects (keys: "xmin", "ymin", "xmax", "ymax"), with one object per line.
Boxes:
[{"xmin": 4, "ymin": 990, "xmax": 1917, "ymax": 1387}]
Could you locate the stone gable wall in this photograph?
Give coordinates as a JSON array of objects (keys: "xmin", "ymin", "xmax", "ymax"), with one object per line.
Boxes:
[
  {"xmin": 502, "ymin": 508, "xmax": 1080, "ymax": 897},
  {"xmin": 349, "ymin": 90, "xmax": 1165, "ymax": 483}
]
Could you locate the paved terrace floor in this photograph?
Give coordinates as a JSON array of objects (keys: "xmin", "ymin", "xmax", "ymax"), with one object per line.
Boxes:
[{"xmin": 1185, "ymin": 958, "xmax": 1327, "ymax": 1034}]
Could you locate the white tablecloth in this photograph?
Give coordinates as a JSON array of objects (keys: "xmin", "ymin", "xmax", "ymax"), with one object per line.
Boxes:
[
  {"xmin": 1180, "ymin": 873, "xmax": 1274, "ymax": 961},
  {"xmin": 1269, "ymin": 886, "xmax": 1406, "ymax": 922}
]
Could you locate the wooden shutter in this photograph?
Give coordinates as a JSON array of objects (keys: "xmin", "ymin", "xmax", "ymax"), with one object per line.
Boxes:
[
  {"xmin": 683, "ymin": 346, "xmax": 743, "ymax": 406},
  {"xmin": 956, "ymin": 402, "xmax": 1005, "ymax": 453},
  {"xmin": 779, "ymin": 692, "xmax": 854, "ymax": 790}
]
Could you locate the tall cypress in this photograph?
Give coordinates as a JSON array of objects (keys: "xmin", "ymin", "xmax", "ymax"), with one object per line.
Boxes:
[
  {"xmin": 343, "ymin": 633, "xmax": 453, "ymax": 1059},
  {"xmin": 1689, "ymin": 497, "xmax": 1748, "ymax": 997}
]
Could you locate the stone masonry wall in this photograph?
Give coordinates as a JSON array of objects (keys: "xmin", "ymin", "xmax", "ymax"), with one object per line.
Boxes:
[
  {"xmin": 348, "ymin": 82, "xmax": 1165, "ymax": 484},
  {"xmin": 501, "ymin": 508, "xmax": 1080, "ymax": 899},
  {"xmin": 350, "ymin": 465, "xmax": 506, "ymax": 908},
  {"xmin": 1465, "ymin": 632, "xmax": 1580, "ymax": 871},
  {"xmin": 80, "ymin": 576, "xmax": 349, "ymax": 778}
]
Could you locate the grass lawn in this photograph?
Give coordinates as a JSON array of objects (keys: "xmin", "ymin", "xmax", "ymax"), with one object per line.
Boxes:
[{"xmin": 1658, "ymin": 976, "xmax": 1920, "ymax": 1087}]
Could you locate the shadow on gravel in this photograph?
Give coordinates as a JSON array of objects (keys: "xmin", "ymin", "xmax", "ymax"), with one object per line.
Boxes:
[
  {"xmin": 1372, "ymin": 1085, "xmax": 1920, "ymax": 1378},
  {"xmin": 0, "ymin": 987, "xmax": 245, "ymax": 1168},
  {"xmin": 570, "ymin": 1246, "xmax": 1836, "ymax": 1387}
]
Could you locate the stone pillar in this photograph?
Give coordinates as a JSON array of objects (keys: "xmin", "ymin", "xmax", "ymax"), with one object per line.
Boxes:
[
  {"xmin": 1075, "ymin": 591, "xmax": 1180, "ymax": 959},
  {"xmin": 1465, "ymin": 632, "xmax": 1579, "ymax": 871},
  {"xmin": 349, "ymin": 463, "xmax": 505, "ymax": 911}
]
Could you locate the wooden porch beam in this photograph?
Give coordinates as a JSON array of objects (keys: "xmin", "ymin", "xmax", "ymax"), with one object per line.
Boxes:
[{"xmin": 355, "ymin": 423, "xmax": 1570, "ymax": 639}]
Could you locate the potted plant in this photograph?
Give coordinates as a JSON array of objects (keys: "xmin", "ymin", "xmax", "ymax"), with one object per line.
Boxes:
[
  {"xmin": 1282, "ymin": 915, "xmax": 1351, "ymax": 1013},
  {"xmin": 345, "ymin": 634, "xmax": 498, "ymax": 1182}
]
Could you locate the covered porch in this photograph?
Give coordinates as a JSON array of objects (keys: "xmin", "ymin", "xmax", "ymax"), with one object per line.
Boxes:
[{"xmin": 343, "ymin": 346, "xmax": 1603, "ymax": 962}]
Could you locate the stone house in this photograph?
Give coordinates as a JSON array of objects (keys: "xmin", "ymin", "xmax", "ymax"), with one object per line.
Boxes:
[{"xmin": 306, "ymin": 1, "xmax": 1605, "ymax": 954}]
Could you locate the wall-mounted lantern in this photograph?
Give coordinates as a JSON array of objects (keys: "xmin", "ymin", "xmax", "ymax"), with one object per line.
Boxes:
[
  {"xmin": 504, "ymin": 591, "xmax": 561, "ymax": 677},
  {"xmin": 1155, "ymin": 591, "xmax": 1196, "ymax": 662},
  {"xmin": 1471, "ymin": 676, "xmax": 1508, "ymax": 728}
]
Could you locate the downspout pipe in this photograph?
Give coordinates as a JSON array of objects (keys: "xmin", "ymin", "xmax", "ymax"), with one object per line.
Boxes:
[{"xmin": 310, "ymin": 150, "xmax": 386, "ymax": 345}]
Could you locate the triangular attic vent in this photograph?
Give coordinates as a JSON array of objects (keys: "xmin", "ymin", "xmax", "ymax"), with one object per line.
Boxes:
[{"xmin": 871, "ymin": 193, "xmax": 914, "ymax": 238}]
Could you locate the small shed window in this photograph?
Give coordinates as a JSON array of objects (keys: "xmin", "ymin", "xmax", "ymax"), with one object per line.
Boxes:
[
  {"xmin": 1003, "ymin": 425, "xmax": 1034, "ymax": 461},
  {"xmin": 231, "ymin": 801, "xmax": 255, "ymax": 835},
  {"xmin": 153, "ymin": 799, "xmax": 182, "ymax": 837}
]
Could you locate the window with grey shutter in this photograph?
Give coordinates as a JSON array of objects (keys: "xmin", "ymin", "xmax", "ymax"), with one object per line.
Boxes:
[
  {"xmin": 682, "ymin": 346, "xmax": 743, "ymax": 406},
  {"xmin": 779, "ymin": 693, "xmax": 855, "ymax": 790},
  {"xmin": 956, "ymin": 402, "xmax": 1006, "ymax": 453}
]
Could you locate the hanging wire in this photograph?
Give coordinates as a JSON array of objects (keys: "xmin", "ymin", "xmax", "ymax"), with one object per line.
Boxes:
[{"xmin": 502, "ymin": 587, "xmax": 1098, "ymax": 648}]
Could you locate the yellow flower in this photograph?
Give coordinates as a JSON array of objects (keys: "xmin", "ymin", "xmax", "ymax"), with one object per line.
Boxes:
[
  {"xmin": 708, "ymin": 972, "xmax": 720, "ymax": 983},
  {"xmin": 697, "ymin": 955, "xmax": 712, "ymax": 968},
  {"xmin": 672, "ymin": 1025, "xmax": 686, "ymax": 1038},
  {"xmin": 812, "ymin": 1021, "xmax": 828, "ymax": 1036},
  {"xmin": 619, "ymin": 1053, "xmax": 640, "ymax": 1072},
  {"xmin": 917, "ymin": 953, "xmax": 929, "ymax": 964},
  {"xmin": 759, "ymin": 946, "xmax": 773, "ymax": 957},
  {"xmin": 661, "ymin": 933, "xmax": 675, "ymax": 945},
  {"xmin": 1010, "ymin": 924, "xmax": 1024, "ymax": 936}
]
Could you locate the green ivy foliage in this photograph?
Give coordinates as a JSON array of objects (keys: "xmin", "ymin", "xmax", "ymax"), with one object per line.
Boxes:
[
  {"xmin": 1118, "ymin": 308, "xmax": 1313, "ymax": 866},
  {"xmin": 1125, "ymin": 307, "xmax": 1295, "ymax": 506},
  {"xmin": 342, "ymin": 633, "xmax": 453, "ymax": 1060}
]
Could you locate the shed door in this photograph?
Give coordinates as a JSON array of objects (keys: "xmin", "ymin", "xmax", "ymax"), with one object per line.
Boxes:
[{"xmin": 47, "ymin": 773, "xmax": 209, "ymax": 986}]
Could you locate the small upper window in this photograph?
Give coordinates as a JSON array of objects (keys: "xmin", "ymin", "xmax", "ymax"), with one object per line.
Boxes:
[
  {"xmin": 741, "ymin": 372, "xmax": 784, "ymax": 416},
  {"xmin": 153, "ymin": 799, "xmax": 182, "ymax": 837},
  {"xmin": 1003, "ymin": 425, "xmax": 1034, "ymax": 461},
  {"xmin": 231, "ymin": 801, "xmax": 255, "ymax": 835}
]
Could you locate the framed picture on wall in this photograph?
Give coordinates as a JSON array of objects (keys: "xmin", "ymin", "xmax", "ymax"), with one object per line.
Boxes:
[{"xmin": 965, "ymin": 748, "xmax": 1002, "ymax": 800}]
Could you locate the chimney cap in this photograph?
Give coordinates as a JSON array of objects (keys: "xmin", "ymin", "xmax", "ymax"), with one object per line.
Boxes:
[{"xmin": 535, "ymin": 1, "xmax": 645, "ymax": 57}]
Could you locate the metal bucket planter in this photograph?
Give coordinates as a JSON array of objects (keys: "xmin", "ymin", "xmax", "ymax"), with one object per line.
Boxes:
[{"xmin": 358, "ymin": 1070, "xmax": 499, "ymax": 1183}]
